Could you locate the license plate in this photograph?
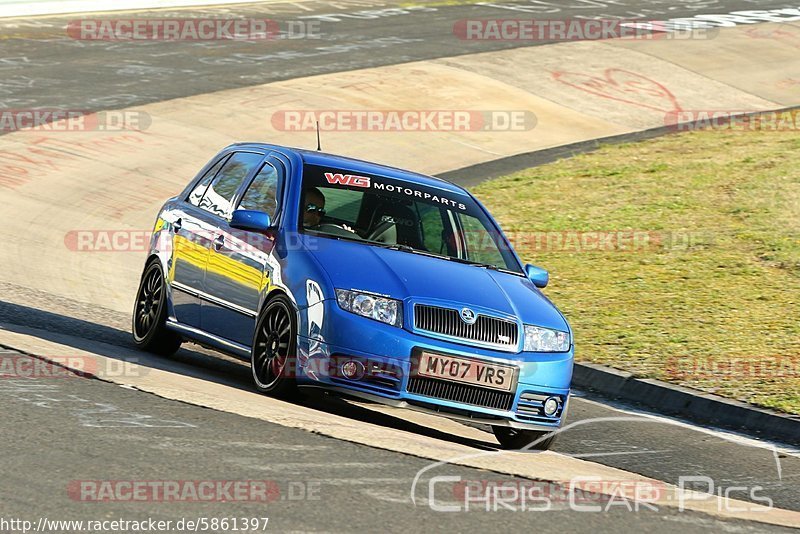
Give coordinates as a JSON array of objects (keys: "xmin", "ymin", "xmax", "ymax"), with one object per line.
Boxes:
[{"xmin": 417, "ymin": 352, "xmax": 516, "ymax": 392}]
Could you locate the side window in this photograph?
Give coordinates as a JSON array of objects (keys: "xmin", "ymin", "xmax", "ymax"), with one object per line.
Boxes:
[
  {"xmin": 459, "ymin": 214, "xmax": 506, "ymax": 266},
  {"xmin": 187, "ymin": 155, "xmax": 228, "ymax": 207},
  {"xmin": 198, "ymin": 152, "xmax": 263, "ymax": 217},
  {"xmin": 239, "ymin": 163, "xmax": 283, "ymax": 219}
]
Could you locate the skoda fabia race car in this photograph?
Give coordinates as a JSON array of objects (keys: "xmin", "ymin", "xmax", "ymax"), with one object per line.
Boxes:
[{"xmin": 132, "ymin": 143, "xmax": 573, "ymax": 449}]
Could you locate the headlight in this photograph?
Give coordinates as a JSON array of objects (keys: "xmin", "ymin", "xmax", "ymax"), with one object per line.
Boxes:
[
  {"xmin": 335, "ymin": 289, "xmax": 402, "ymax": 327},
  {"xmin": 523, "ymin": 325, "xmax": 570, "ymax": 352}
]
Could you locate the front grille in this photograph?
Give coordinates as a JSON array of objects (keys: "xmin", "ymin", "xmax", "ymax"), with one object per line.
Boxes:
[
  {"xmin": 414, "ymin": 304, "xmax": 519, "ymax": 350},
  {"xmin": 407, "ymin": 376, "xmax": 514, "ymax": 411}
]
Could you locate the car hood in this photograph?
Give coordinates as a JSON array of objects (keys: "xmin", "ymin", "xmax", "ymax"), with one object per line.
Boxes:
[{"xmin": 302, "ymin": 235, "xmax": 568, "ymax": 332}]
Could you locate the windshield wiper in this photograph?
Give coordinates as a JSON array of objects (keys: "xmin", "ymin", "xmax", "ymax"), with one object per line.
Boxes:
[
  {"xmin": 446, "ymin": 257, "xmax": 499, "ymax": 270},
  {"xmin": 377, "ymin": 243, "xmax": 505, "ymax": 271},
  {"xmin": 368, "ymin": 241, "xmax": 448, "ymax": 259},
  {"xmin": 384, "ymin": 243, "xmax": 415, "ymax": 253},
  {"xmin": 341, "ymin": 239, "xmax": 519, "ymax": 274},
  {"xmin": 448, "ymin": 257, "xmax": 524, "ymax": 275},
  {"xmin": 382, "ymin": 243, "xmax": 440, "ymax": 258}
]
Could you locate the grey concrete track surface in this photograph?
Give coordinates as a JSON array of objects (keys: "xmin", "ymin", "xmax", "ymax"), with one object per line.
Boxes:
[
  {"xmin": 0, "ymin": 0, "xmax": 797, "ymax": 117},
  {"xmin": 1, "ymin": 0, "xmax": 800, "ymax": 532},
  {"xmin": 0, "ymin": 347, "xmax": 797, "ymax": 533}
]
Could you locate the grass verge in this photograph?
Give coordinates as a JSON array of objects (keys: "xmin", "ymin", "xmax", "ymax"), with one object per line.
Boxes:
[{"xmin": 472, "ymin": 129, "xmax": 800, "ymax": 414}]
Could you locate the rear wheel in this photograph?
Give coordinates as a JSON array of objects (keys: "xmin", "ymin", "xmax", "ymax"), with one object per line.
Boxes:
[
  {"xmin": 132, "ymin": 261, "xmax": 182, "ymax": 356},
  {"xmin": 492, "ymin": 426, "xmax": 557, "ymax": 451},
  {"xmin": 251, "ymin": 295, "xmax": 297, "ymax": 397}
]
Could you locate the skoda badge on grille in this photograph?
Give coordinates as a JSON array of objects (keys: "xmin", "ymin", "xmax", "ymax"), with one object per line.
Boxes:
[{"xmin": 460, "ymin": 307, "xmax": 477, "ymax": 324}]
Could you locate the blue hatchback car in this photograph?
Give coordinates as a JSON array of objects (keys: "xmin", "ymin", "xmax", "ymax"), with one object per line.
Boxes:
[{"xmin": 132, "ymin": 143, "xmax": 573, "ymax": 449}]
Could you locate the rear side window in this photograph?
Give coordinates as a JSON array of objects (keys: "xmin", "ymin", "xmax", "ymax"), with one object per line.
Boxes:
[
  {"xmin": 198, "ymin": 152, "xmax": 263, "ymax": 217},
  {"xmin": 239, "ymin": 162, "xmax": 283, "ymax": 220},
  {"xmin": 187, "ymin": 155, "xmax": 228, "ymax": 207}
]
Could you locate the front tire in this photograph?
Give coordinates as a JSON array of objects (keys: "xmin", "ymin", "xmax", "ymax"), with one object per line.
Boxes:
[
  {"xmin": 492, "ymin": 426, "xmax": 557, "ymax": 450},
  {"xmin": 132, "ymin": 261, "xmax": 182, "ymax": 356},
  {"xmin": 251, "ymin": 295, "xmax": 297, "ymax": 397}
]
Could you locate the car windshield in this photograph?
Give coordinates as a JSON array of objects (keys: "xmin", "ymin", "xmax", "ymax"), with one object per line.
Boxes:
[{"xmin": 299, "ymin": 164, "xmax": 522, "ymax": 274}]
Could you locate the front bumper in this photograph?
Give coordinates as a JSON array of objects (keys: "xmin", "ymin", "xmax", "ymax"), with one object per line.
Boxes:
[
  {"xmin": 295, "ymin": 307, "xmax": 573, "ymax": 431},
  {"xmin": 310, "ymin": 385, "xmax": 571, "ymax": 431}
]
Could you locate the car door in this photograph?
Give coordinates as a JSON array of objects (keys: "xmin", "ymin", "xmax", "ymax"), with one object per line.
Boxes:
[
  {"xmin": 177, "ymin": 151, "xmax": 265, "ymax": 338},
  {"xmin": 168, "ymin": 154, "xmax": 230, "ymax": 327},
  {"xmin": 202, "ymin": 156, "xmax": 286, "ymax": 346}
]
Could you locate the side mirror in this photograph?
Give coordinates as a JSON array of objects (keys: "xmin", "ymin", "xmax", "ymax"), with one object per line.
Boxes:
[
  {"xmin": 525, "ymin": 264, "xmax": 549, "ymax": 288},
  {"xmin": 230, "ymin": 209, "xmax": 271, "ymax": 233}
]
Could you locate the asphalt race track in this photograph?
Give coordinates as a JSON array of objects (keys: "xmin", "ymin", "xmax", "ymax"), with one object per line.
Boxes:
[
  {"xmin": 1, "ymin": 0, "xmax": 799, "ymax": 532},
  {"xmin": 0, "ymin": 345, "xmax": 796, "ymax": 533},
  {"xmin": 0, "ymin": 0, "xmax": 798, "ymax": 115}
]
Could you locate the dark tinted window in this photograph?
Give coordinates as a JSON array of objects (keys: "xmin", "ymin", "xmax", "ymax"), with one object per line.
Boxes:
[
  {"xmin": 239, "ymin": 163, "xmax": 282, "ymax": 219},
  {"xmin": 199, "ymin": 152, "xmax": 263, "ymax": 217},
  {"xmin": 187, "ymin": 155, "xmax": 228, "ymax": 207}
]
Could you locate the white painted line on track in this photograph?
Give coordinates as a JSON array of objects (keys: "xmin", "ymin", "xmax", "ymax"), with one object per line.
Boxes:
[{"xmin": 574, "ymin": 396, "xmax": 800, "ymax": 459}]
